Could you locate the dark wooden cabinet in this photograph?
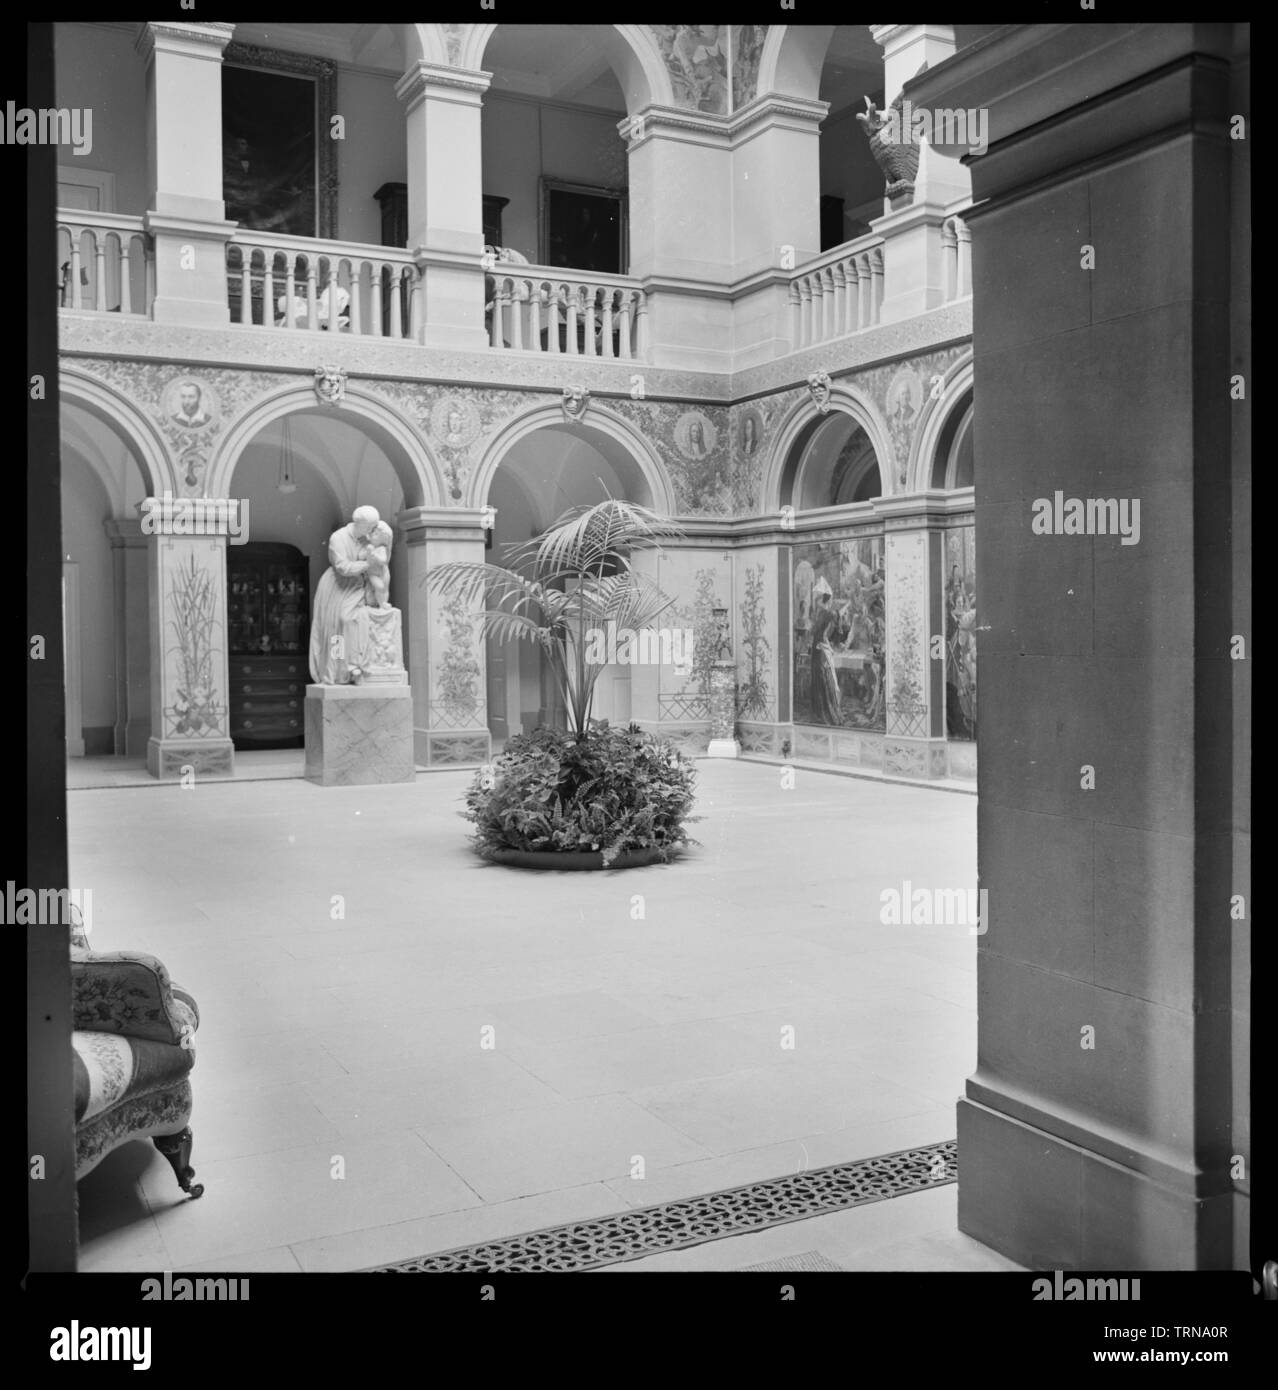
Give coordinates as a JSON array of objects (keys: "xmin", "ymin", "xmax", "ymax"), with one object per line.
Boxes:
[
  {"xmin": 373, "ymin": 182, "xmax": 408, "ymax": 249},
  {"xmin": 482, "ymin": 194, "xmax": 508, "ymax": 249},
  {"xmin": 227, "ymin": 543, "xmax": 309, "ymax": 749}
]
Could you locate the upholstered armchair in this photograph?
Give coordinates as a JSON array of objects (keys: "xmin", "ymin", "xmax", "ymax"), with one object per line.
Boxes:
[{"xmin": 70, "ymin": 918, "xmax": 204, "ymax": 1199}]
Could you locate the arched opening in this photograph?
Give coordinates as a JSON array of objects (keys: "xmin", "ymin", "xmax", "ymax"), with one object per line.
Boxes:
[
  {"xmin": 796, "ymin": 412, "xmax": 885, "ymax": 507},
  {"xmin": 817, "ymin": 26, "xmax": 889, "ymax": 249},
  {"xmin": 781, "ymin": 410, "xmax": 886, "ymax": 510},
  {"xmin": 482, "ymin": 421, "xmax": 655, "ymax": 744},
  {"xmin": 225, "ymin": 410, "xmax": 407, "ymax": 750},
  {"xmin": 59, "ymin": 402, "xmax": 153, "ymax": 762},
  {"xmin": 476, "ymin": 26, "xmax": 633, "ymax": 274},
  {"xmin": 931, "ymin": 389, "xmax": 974, "ymax": 490}
]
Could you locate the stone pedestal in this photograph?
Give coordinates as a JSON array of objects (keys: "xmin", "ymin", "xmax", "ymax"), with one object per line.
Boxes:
[
  {"xmin": 304, "ymin": 684, "xmax": 415, "ymax": 786},
  {"xmin": 347, "ymin": 604, "xmax": 407, "ymax": 685},
  {"xmin": 706, "ymin": 661, "xmax": 739, "ymax": 758}
]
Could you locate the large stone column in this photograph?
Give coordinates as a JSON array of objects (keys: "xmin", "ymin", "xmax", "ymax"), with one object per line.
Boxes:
[
  {"xmin": 104, "ymin": 518, "xmax": 150, "ymax": 757},
  {"xmin": 401, "ymin": 508, "xmax": 491, "ymax": 766},
  {"xmin": 135, "ymin": 21, "xmax": 238, "ymax": 326},
  {"xmin": 624, "ymin": 108, "xmax": 734, "ymax": 372},
  {"xmin": 142, "ymin": 497, "xmax": 237, "ymax": 780},
  {"xmin": 727, "ymin": 97, "xmax": 826, "ymax": 366},
  {"xmin": 396, "ymin": 62, "xmax": 490, "ymax": 352},
  {"xmin": 911, "ymin": 23, "xmax": 1245, "ymax": 1269}
]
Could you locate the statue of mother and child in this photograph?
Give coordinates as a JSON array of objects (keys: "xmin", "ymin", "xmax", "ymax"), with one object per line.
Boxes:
[{"xmin": 308, "ymin": 505, "xmax": 406, "ymax": 685}]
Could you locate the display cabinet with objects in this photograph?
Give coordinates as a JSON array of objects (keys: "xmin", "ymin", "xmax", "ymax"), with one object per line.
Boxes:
[{"xmin": 227, "ymin": 542, "xmax": 309, "ymax": 749}]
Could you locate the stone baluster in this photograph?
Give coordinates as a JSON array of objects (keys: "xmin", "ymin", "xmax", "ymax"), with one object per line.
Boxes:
[
  {"xmin": 236, "ymin": 248, "xmax": 252, "ymax": 324},
  {"xmin": 634, "ymin": 292, "xmax": 649, "ymax": 360},
  {"xmin": 601, "ymin": 289, "xmax": 615, "ymax": 359},
  {"xmin": 118, "ymin": 235, "xmax": 133, "ymax": 315},
  {"xmin": 304, "ymin": 256, "xmax": 319, "ymax": 330},
  {"xmin": 617, "ymin": 291, "xmax": 633, "ymax": 359},
  {"xmin": 528, "ymin": 282, "xmax": 543, "ymax": 352},
  {"xmin": 68, "ymin": 231, "xmax": 82, "ymax": 311},
  {"xmin": 564, "ymin": 284, "xmax": 579, "ymax": 355},
  {"xmin": 388, "ymin": 264, "xmax": 403, "ymax": 338}
]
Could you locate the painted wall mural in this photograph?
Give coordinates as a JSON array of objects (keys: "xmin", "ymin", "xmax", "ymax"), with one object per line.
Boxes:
[
  {"xmin": 732, "ymin": 25, "xmax": 769, "ymax": 110},
  {"xmin": 945, "ymin": 525, "xmax": 976, "ymax": 740},
  {"xmin": 67, "ymin": 338, "xmax": 971, "ymax": 524},
  {"xmin": 657, "ymin": 550, "xmax": 732, "ymax": 719},
  {"xmin": 792, "ymin": 537, "xmax": 885, "ymax": 731},
  {"xmin": 650, "ymin": 25, "xmax": 730, "ymax": 114}
]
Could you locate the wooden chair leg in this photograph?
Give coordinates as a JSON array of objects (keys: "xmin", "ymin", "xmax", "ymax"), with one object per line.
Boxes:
[{"xmin": 153, "ymin": 1127, "xmax": 205, "ymax": 1199}]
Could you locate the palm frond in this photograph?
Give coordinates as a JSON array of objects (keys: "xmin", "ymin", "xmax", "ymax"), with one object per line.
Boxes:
[{"xmin": 508, "ymin": 499, "xmax": 684, "ymax": 578}]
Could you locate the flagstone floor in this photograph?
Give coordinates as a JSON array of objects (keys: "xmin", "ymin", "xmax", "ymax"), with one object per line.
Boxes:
[{"xmin": 69, "ymin": 758, "xmax": 988, "ymax": 1273}]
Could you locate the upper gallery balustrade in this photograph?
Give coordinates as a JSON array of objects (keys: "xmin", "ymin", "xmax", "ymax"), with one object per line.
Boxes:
[{"xmin": 55, "ymin": 213, "xmax": 971, "ymax": 363}]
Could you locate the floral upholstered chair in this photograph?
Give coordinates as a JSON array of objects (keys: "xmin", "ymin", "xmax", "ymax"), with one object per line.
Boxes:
[{"xmin": 70, "ymin": 915, "xmax": 205, "ymax": 1199}]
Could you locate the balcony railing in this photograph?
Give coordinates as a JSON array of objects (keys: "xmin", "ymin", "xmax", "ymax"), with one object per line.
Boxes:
[
  {"xmin": 56, "ymin": 213, "xmax": 154, "ymax": 316},
  {"xmin": 789, "ymin": 234, "xmax": 884, "ymax": 350},
  {"xmin": 486, "ymin": 266, "xmax": 649, "ymax": 361},
  {"xmin": 225, "ymin": 232, "xmax": 419, "ymax": 340},
  {"xmin": 942, "ymin": 212, "xmax": 972, "ymax": 302}
]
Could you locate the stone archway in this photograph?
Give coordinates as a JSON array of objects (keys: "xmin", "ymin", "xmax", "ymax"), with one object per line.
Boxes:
[
  {"xmin": 765, "ymin": 384, "xmax": 893, "ymax": 513},
  {"xmin": 475, "ymin": 404, "xmax": 674, "ymax": 743},
  {"xmin": 907, "ymin": 353, "xmax": 974, "ymax": 494}
]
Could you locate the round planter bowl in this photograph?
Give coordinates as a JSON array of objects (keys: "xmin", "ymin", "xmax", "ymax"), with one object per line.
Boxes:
[{"xmin": 480, "ymin": 846, "xmax": 678, "ymax": 871}]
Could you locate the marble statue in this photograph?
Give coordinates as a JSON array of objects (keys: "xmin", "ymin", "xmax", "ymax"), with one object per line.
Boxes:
[
  {"xmin": 362, "ymin": 520, "xmax": 393, "ymax": 610},
  {"xmin": 308, "ymin": 506, "xmax": 406, "ymax": 685}
]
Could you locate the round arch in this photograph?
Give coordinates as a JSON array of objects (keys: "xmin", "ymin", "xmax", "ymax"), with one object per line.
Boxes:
[
  {"xmin": 207, "ymin": 384, "xmax": 444, "ymax": 509},
  {"xmin": 470, "ymin": 401, "xmax": 677, "ymax": 516},
  {"xmin": 59, "ymin": 367, "xmax": 171, "ymax": 498},
  {"xmin": 762, "ymin": 383, "xmax": 893, "ymax": 512},
  {"xmin": 906, "ymin": 352, "xmax": 973, "ymax": 493},
  {"xmin": 757, "ymin": 24, "xmax": 838, "ymax": 102},
  {"xmin": 466, "ymin": 23, "xmax": 672, "ymax": 112}
]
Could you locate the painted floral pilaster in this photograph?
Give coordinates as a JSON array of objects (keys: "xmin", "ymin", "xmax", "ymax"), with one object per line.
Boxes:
[
  {"xmin": 883, "ymin": 520, "xmax": 947, "ymax": 779},
  {"xmin": 142, "ymin": 497, "xmax": 237, "ymax": 779},
  {"xmin": 733, "ymin": 545, "xmax": 785, "ymax": 756},
  {"xmin": 402, "ymin": 508, "xmax": 490, "ymax": 766}
]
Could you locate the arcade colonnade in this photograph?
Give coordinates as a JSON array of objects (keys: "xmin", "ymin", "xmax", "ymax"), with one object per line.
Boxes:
[{"xmin": 59, "ymin": 351, "xmax": 977, "ymax": 778}]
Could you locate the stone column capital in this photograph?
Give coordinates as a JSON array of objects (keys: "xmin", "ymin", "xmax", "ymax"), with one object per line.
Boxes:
[
  {"xmin": 399, "ymin": 506, "xmax": 488, "ymax": 543},
  {"xmin": 135, "ymin": 21, "xmax": 236, "ymax": 65},
  {"xmin": 394, "ymin": 60, "xmax": 491, "ymax": 109},
  {"xmin": 103, "ymin": 517, "xmax": 146, "ymax": 547}
]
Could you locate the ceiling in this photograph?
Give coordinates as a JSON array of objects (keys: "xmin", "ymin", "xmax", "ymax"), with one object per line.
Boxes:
[
  {"xmin": 112, "ymin": 22, "xmax": 882, "ymax": 119},
  {"xmin": 819, "ymin": 25, "xmax": 885, "ymax": 120}
]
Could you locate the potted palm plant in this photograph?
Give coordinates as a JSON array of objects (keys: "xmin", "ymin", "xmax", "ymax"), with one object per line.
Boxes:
[{"xmin": 424, "ymin": 498, "xmax": 699, "ymax": 869}]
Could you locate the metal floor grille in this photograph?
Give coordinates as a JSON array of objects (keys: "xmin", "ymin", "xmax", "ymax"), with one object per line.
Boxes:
[{"xmin": 368, "ymin": 1139, "xmax": 956, "ymax": 1274}]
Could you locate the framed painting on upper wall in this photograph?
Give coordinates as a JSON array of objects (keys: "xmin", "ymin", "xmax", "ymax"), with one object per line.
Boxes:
[
  {"xmin": 540, "ymin": 179, "xmax": 628, "ymax": 276},
  {"xmin": 221, "ymin": 42, "xmax": 338, "ymax": 239}
]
